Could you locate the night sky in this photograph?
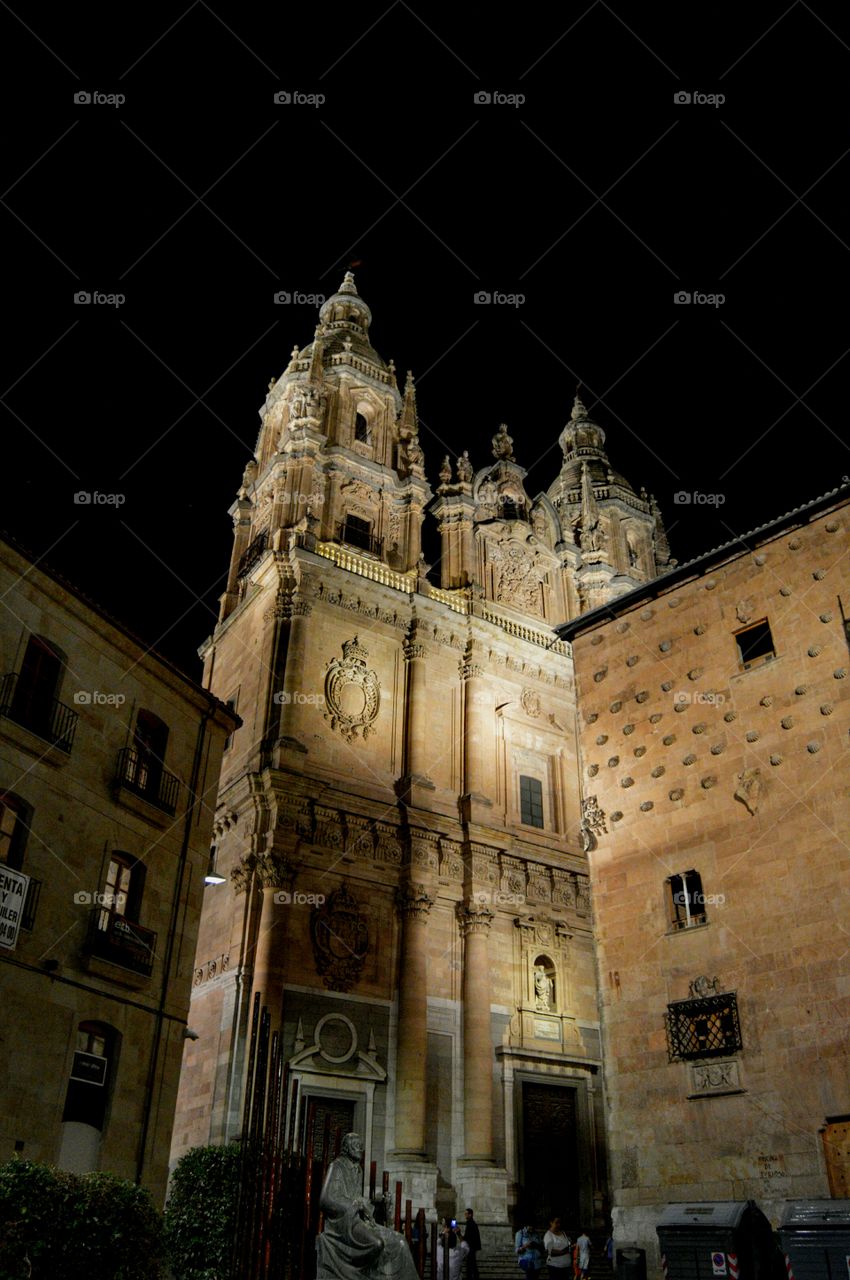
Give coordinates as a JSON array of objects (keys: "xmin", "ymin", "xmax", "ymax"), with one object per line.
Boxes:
[{"xmin": 4, "ymin": 2, "xmax": 849, "ymax": 674}]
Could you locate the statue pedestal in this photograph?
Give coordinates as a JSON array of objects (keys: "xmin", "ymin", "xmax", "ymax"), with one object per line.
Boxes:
[
  {"xmin": 382, "ymin": 1159, "xmax": 439, "ymax": 1222},
  {"xmin": 454, "ymin": 1164, "xmax": 512, "ymax": 1248}
]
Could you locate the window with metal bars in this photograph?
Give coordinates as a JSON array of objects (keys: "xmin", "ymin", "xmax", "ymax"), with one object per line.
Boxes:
[{"xmin": 665, "ymin": 992, "xmax": 743, "ymax": 1062}]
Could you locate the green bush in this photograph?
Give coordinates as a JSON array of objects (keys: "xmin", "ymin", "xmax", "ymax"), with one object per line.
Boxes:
[
  {"xmin": 0, "ymin": 1160, "xmax": 164, "ymax": 1280},
  {"xmin": 164, "ymin": 1144, "xmax": 241, "ymax": 1280}
]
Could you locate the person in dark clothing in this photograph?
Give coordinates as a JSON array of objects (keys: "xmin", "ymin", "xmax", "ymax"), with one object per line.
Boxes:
[{"xmin": 463, "ymin": 1208, "xmax": 482, "ymax": 1279}]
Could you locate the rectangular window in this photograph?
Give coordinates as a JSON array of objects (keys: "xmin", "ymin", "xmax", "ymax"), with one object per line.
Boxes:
[
  {"xmin": 735, "ymin": 618, "xmax": 775, "ymax": 670},
  {"xmin": 666, "ymin": 992, "xmax": 743, "ymax": 1062},
  {"xmin": 667, "ymin": 870, "xmax": 707, "ymax": 929},
  {"xmin": 223, "ymin": 694, "xmax": 238, "ymax": 751},
  {"xmin": 342, "ymin": 514, "xmax": 372, "ymax": 551},
  {"xmin": 519, "ymin": 775, "xmax": 544, "ymax": 829}
]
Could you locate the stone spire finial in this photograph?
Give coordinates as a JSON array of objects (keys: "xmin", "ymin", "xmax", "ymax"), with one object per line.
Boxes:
[
  {"xmin": 579, "ymin": 461, "xmax": 605, "ymax": 553},
  {"xmin": 571, "ymin": 392, "xmax": 589, "ymax": 421},
  {"xmin": 492, "ymin": 423, "xmax": 515, "ymax": 461},
  {"xmin": 338, "ymin": 271, "xmax": 358, "ymax": 295},
  {"xmin": 399, "ymin": 370, "xmax": 418, "ymax": 437}
]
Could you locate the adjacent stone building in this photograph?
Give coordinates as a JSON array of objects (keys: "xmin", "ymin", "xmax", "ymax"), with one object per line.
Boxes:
[
  {"xmin": 558, "ymin": 484, "xmax": 850, "ymax": 1267},
  {"xmin": 172, "ymin": 275, "xmax": 674, "ymax": 1234},
  {"xmin": 0, "ymin": 535, "xmax": 238, "ymax": 1205}
]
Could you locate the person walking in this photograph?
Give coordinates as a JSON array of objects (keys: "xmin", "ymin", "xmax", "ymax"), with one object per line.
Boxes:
[
  {"xmin": 515, "ymin": 1222, "xmax": 545, "ymax": 1278},
  {"xmin": 463, "ymin": 1208, "xmax": 482, "ymax": 1280},
  {"xmin": 544, "ymin": 1216, "xmax": 572, "ymax": 1272},
  {"xmin": 576, "ymin": 1229, "xmax": 592, "ymax": 1279}
]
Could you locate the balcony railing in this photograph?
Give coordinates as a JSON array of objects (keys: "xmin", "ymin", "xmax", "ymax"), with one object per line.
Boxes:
[
  {"xmin": 336, "ymin": 522, "xmax": 383, "ymax": 557},
  {"xmin": 0, "ymin": 672, "xmax": 79, "ymax": 753},
  {"xmin": 115, "ymin": 746, "xmax": 180, "ymax": 815},
  {"xmin": 86, "ymin": 908, "xmax": 156, "ymax": 977},
  {"xmin": 238, "ymin": 529, "xmax": 268, "ymax": 577}
]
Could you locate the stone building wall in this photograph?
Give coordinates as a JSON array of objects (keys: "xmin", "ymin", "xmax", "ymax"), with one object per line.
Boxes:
[{"xmin": 563, "ymin": 492, "xmax": 850, "ymax": 1267}]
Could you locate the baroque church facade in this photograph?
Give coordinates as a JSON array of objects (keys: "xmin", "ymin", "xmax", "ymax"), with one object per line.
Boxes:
[{"xmin": 171, "ymin": 274, "xmax": 674, "ymax": 1234}]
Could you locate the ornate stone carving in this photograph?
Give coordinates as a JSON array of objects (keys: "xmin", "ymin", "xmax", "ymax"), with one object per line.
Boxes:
[
  {"xmin": 580, "ymin": 795, "xmax": 607, "ymax": 851},
  {"xmin": 489, "ymin": 540, "xmax": 542, "ymax": 614},
  {"xmin": 458, "ymin": 900, "xmax": 494, "ymax": 936},
  {"xmin": 533, "ymin": 964, "xmax": 553, "ymax": 1011},
  {"xmin": 521, "ymin": 687, "xmax": 541, "ymax": 718},
  {"xmin": 311, "ymin": 884, "xmax": 369, "ymax": 992},
  {"xmin": 396, "ymin": 882, "xmax": 435, "ymax": 921},
  {"xmin": 315, "ymin": 805, "xmax": 345, "ymax": 851},
  {"xmin": 324, "ymin": 636, "xmax": 381, "ymax": 741},
  {"xmin": 736, "ymin": 597, "xmax": 756, "ymax": 623},
  {"xmin": 409, "ymin": 831, "xmax": 440, "ymax": 874},
  {"xmin": 735, "ymin": 767, "xmax": 762, "ymax": 815},
  {"xmin": 375, "ymin": 822, "xmax": 403, "ymax": 865},
  {"xmin": 231, "ymin": 848, "xmax": 294, "ymax": 892},
  {"xmin": 689, "ymin": 974, "xmax": 720, "ymax": 997}
]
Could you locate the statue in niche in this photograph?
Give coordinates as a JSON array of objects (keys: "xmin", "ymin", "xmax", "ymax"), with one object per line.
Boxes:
[
  {"xmin": 534, "ymin": 964, "xmax": 553, "ymax": 1012},
  {"xmin": 316, "ymin": 1132, "xmax": 418, "ymax": 1279}
]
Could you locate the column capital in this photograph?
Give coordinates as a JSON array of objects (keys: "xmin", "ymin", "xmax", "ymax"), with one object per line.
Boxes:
[
  {"xmin": 232, "ymin": 847, "xmax": 296, "ymax": 893},
  {"xmin": 397, "ymin": 882, "xmax": 435, "ymax": 921},
  {"xmin": 403, "ymin": 639, "xmax": 426, "ymax": 662},
  {"xmin": 457, "ymin": 900, "xmax": 494, "ymax": 937}
]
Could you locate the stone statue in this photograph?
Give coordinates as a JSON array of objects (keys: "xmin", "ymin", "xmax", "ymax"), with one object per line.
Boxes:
[
  {"xmin": 456, "ymin": 450, "xmax": 473, "ymax": 483},
  {"xmin": 534, "ymin": 964, "xmax": 553, "ymax": 1012},
  {"xmin": 316, "ymin": 1132, "xmax": 418, "ymax": 1279}
]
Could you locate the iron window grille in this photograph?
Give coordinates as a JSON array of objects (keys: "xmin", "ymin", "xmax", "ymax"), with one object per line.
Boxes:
[
  {"xmin": 238, "ymin": 529, "xmax": 268, "ymax": 578},
  {"xmin": 665, "ymin": 992, "xmax": 743, "ymax": 1062}
]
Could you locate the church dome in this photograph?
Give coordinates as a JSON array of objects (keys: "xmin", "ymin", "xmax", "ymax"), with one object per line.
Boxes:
[
  {"xmin": 555, "ymin": 395, "xmax": 634, "ymax": 495},
  {"xmin": 298, "ymin": 272, "xmax": 388, "ymax": 370}
]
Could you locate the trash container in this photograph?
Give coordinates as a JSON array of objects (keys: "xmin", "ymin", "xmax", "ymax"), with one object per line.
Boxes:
[
  {"xmin": 616, "ymin": 1245, "xmax": 647, "ymax": 1279},
  {"xmin": 656, "ymin": 1200, "xmax": 777, "ymax": 1279},
  {"xmin": 778, "ymin": 1198, "xmax": 850, "ymax": 1279}
]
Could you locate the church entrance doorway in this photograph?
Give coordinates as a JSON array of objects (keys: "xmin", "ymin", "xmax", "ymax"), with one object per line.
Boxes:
[{"xmin": 520, "ymin": 1081, "xmax": 579, "ymax": 1230}]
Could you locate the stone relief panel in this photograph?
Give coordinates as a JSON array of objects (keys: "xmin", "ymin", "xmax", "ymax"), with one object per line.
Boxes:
[{"xmin": 324, "ymin": 636, "xmax": 381, "ymax": 741}]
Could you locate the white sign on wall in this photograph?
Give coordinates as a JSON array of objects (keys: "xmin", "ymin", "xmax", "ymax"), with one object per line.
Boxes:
[
  {"xmin": 711, "ymin": 1253, "xmax": 727, "ymax": 1276},
  {"xmin": 0, "ymin": 867, "xmax": 30, "ymax": 951}
]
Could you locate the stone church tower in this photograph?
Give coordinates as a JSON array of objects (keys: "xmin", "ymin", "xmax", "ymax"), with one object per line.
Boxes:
[{"xmin": 172, "ymin": 276, "xmax": 671, "ymax": 1235}]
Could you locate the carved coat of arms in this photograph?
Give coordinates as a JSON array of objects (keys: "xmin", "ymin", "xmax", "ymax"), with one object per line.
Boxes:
[
  {"xmin": 311, "ymin": 885, "xmax": 369, "ymax": 992},
  {"xmin": 324, "ymin": 636, "xmax": 381, "ymax": 742}
]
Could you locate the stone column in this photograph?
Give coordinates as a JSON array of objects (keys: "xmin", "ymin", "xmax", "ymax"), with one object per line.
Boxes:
[
  {"xmin": 401, "ymin": 632, "xmax": 435, "ymax": 799},
  {"xmin": 269, "ymin": 598, "xmax": 311, "ymax": 763},
  {"xmin": 220, "ymin": 496, "xmax": 253, "ymax": 621},
  {"xmin": 461, "ymin": 651, "xmax": 493, "ymax": 821},
  {"xmin": 458, "ymin": 901, "xmax": 495, "ymax": 1161},
  {"xmin": 392, "ymin": 882, "xmax": 434, "ymax": 1157},
  {"xmin": 239, "ymin": 845, "xmax": 295, "ymax": 1039}
]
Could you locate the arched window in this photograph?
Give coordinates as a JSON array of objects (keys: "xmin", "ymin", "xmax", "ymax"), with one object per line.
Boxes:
[
  {"xmin": 354, "ymin": 413, "xmax": 370, "ymax": 443},
  {"xmin": 0, "ymin": 792, "xmax": 31, "ymax": 871}
]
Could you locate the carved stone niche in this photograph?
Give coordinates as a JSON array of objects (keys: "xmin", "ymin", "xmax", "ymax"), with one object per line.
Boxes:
[{"xmin": 513, "ymin": 916, "xmax": 579, "ymax": 1053}]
